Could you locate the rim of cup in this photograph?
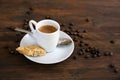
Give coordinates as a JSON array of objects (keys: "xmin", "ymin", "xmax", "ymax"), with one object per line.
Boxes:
[{"xmin": 35, "ymin": 19, "xmax": 60, "ymax": 35}]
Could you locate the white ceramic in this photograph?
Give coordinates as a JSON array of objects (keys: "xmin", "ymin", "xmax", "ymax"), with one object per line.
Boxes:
[
  {"xmin": 29, "ymin": 19, "xmax": 60, "ymax": 52},
  {"xmin": 20, "ymin": 31, "xmax": 74, "ymax": 64}
]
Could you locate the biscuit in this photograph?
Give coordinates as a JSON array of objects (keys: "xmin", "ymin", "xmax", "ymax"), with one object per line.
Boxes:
[{"xmin": 16, "ymin": 45, "xmax": 46, "ymax": 57}]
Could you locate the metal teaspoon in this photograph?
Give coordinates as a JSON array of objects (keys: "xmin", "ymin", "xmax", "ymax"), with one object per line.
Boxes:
[{"xmin": 15, "ymin": 27, "xmax": 72, "ymax": 46}]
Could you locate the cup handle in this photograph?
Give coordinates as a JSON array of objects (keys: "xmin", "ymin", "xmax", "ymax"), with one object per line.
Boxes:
[{"xmin": 29, "ymin": 20, "xmax": 37, "ymax": 33}]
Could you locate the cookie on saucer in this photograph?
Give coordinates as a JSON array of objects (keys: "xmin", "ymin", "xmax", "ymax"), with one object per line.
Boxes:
[{"xmin": 16, "ymin": 45, "xmax": 46, "ymax": 57}]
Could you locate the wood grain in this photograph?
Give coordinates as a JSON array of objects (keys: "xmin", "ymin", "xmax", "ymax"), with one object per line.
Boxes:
[{"xmin": 0, "ymin": 0, "xmax": 120, "ymax": 80}]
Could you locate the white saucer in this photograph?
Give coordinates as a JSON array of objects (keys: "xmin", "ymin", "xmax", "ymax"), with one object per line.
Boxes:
[{"xmin": 20, "ymin": 31, "xmax": 74, "ymax": 64}]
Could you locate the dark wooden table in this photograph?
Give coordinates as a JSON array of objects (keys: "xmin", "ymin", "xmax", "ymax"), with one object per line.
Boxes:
[{"xmin": 0, "ymin": 0, "xmax": 120, "ymax": 80}]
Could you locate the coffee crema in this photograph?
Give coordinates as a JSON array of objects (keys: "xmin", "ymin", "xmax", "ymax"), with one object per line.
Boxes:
[{"xmin": 38, "ymin": 25, "xmax": 57, "ymax": 33}]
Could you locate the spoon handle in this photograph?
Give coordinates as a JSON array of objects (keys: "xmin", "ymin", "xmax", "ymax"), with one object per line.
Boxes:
[{"xmin": 15, "ymin": 27, "xmax": 32, "ymax": 34}]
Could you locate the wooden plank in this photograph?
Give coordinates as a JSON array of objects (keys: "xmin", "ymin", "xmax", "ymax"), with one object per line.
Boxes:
[{"xmin": 0, "ymin": 0, "xmax": 120, "ymax": 80}]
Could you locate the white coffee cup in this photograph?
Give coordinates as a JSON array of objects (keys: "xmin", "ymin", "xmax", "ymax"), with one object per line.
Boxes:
[{"xmin": 29, "ymin": 19, "xmax": 60, "ymax": 53}]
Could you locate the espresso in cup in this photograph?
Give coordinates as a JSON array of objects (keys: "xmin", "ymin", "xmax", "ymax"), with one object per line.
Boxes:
[{"xmin": 38, "ymin": 25, "xmax": 57, "ymax": 33}]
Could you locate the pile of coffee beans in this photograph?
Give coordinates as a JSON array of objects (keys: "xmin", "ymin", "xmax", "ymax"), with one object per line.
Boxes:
[
  {"xmin": 45, "ymin": 16, "xmax": 51, "ymax": 19},
  {"xmin": 61, "ymin": 22, "xmax": 119, "ymax": 73},
  {"xmin": 22, "ymin": 7, "xmax": 34, "ymax": 30},
  {"xmin": 3, "ymin": 45, "xmax": 20, "ymax": 55},
  {"xmin": 4, "ymin": 7, "xmax": 35, "ymax": 55},
  {"xmin": 61, "ymin": 22, "xmax": 114, "ymax": 59}
]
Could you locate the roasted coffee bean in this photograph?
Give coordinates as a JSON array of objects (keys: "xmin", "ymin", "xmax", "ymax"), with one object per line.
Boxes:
[
  {"xmin": 45, "ymin": 16, "xmax": 51, "ymax": 19},
  {"xmin": 68, "ymin": 26, "xmax": 72, "ymax": 30},
  {"xmin": 93, "ymin": 47, "xmax": 98, "ymax": 51},
  {"xmin": 113, "ymin": 68, "xmax": 119, "ymax": 73},
  {"xmin": 96, "ymin": 50, "xmax": 100, "ymax": 54},
  {"xmin": 69, "ymin": 22, "xmax": 74, "ymax": 26},
  {"xmin": 84, "ymin": 43, "xmax": 89, "ymax": 46},
  {"xmin": 60, "ymin": 23, "xmax": 65, "ymax": 27},
  {"xmin": 24, "ymin": 19, "xmax": 29, "ymax": 22},
  {"xmin": 9, "ymin": 49, "xmax": 20, "ymax": 55},
  {"xmin": 78, "ymin": 51, "xmax": 84, "ymax": 55},
  {"xmin": 29, "ymin": 7, "xmax": 33, "ymax": 11},
  {"xmin": 26, "ymin": 11, "xmax": 31, "ymax": 15},
  {"xmin": 85, "ymin": 18, "xmax": 89, "ymax": 22},
  {"xmin": 24, "ymin": 22, "xmax": 28, "ymax": 25},
  {"xmin": 69, "ymin": 32, "xmax": 72, "ymax": 35},
  {"xmin": 71, "ymin": 32, "xmax": 74, "ymax": 35},
  {"xmin": 109, "ymin": 52, "xmax": 114, "ymax": 56},
  {"xmin": 85, "ymin": 48, "xmax": 90, "ymax": 52},
  {"xmin": 92, "ymin": 54, "xmax": 97, "ymax": 58},
  {"xmin": 80, "ymin": 40, "xmax": 83, "ymax": 43},
  {"xmin": 7, "ymin": 27, "xmax": 11, "ymax": 30},
  {"xmin": 10, "ymin": 50, "xmax": 15, "ymax": 54},
  {"xmin": 8, "ymin": 49, "xmax": 15, "ymax": 54},
  {"xmin": 15, "ymin": 51, "xmax": 20, "ymax": 55},
  {"xmin": 84, "ymin": 55, "xmax": 91, "ymax": 59},
  {"xmin": 16, "ymin": 33, "xmax": 20, "ymax": 36},
  {"xmin": 88, "ymin": 46, "xmax": 92, "ymax": 50},
  {"xmin": 75, "ymin": 30, "xmax": 79, "ymax": 33},
  {"xmin": 66, "ymin": 31, "xmax": 71, "ymax": 35},
  {"xmin": 94, "ymin": 51, "xmax": 99, "ymax": 55},
  {"xmin": 90, "ymin": 50, "xmax": 96, "ymax": 54},
  {"xmin": 65, "ymin": 31, "xmax": 71, "ymax": 35},
  {"xmin": 97, "ymin": 53, "xmax": 101, "ymax": 57},
  {"xmin": 73, "ymin": 38, "xmax": 77, "ymax": 42},
  {"xmin": 79, "ymin": 43, "xmax": 84, "ymax": 47},
  {"xmin": 64, "ymin": 31, "xmax": 72, "ymax": 35},
  {"xmin": 7, "ymin": 26, "xmax": 14, "ymax": 31},
  {"xmin": 110, "ymin": 40, "xmax": 115, "ymax": 44},
  {"xmin": 80, "ymin": 48, "xmax": 86, "ymax": 53},
  {"xmin": 72, "ymin": 56, "xmax": 77, "ymax": 60},
  {"xmin": 104, "ymin": 52, "xmax": 109, "ymax": 56},
  {"xmin": 79, "ymin": 35, "xmax": 84, "ymax": 38},
  {"xmin": 83, "ymin": 30, "xmax": 87, "ymax": 33},
  {"xmin": 92, "ymin": 51, "xmax": 97, "ymax": 55},
  {"xmin": 76, "ymin": 33, "xmax": 80, "ymax": 37},
  {"xmin": 73, "ymin": 32, "xmax": 78, "ymax": 35},
  {"xmin": 109, "ymin": 64, "xmax": 115, "ymax": 68}
]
